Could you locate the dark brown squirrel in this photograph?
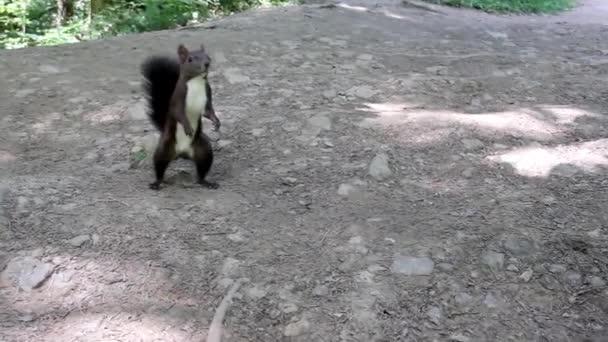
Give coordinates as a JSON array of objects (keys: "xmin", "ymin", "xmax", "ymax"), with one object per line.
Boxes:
[{"xmin": 140, "ymin": 43, "xmax": 221, "ymax": 190}]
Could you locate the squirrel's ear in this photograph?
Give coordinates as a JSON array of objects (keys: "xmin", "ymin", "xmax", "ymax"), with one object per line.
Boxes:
[{"xmin": 177, "ymin": 44, "xmax": 189, "ymax": 63}]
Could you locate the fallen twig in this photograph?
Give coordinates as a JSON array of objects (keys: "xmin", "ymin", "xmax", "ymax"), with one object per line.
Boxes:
[{"xmin": 206, "ymin": 278, "xmax": 244, "ymax": 342}]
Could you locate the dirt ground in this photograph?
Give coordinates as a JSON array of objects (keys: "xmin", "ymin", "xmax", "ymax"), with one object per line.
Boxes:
[{"xmin": 1, "ymin": 0, "xmax": 608, "ymax": 341}]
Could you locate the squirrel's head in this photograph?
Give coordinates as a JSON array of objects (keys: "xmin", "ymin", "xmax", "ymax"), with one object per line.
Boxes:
[{"xmin": 177, "ymin": 43, "xmax": 211, "ymax": 79}]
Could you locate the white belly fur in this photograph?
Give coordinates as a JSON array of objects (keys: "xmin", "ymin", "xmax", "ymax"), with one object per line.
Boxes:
[{"xmin": 175, "ymin": 76, "xmax": 208, "ymax": 157}]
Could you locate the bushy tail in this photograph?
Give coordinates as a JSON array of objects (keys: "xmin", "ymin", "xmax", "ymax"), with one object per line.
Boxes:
[{"xmin": 140, "ymin": 55, "xmax": 180, "ymax": 132}]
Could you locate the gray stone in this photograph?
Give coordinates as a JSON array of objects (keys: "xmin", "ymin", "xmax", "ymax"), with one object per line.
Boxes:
[
  {"xmin": 368, "ymin": 153, "xmax": 392, "ymax": 180},
  {"xmin": 218, "ymin": 140, "xmax": 233, "ymax": 148},
  {"xmin": 308, "ymin": 115, "xmax": 332, "ymax": 130},
  {"xmin": 454, "ymin": 292, "xmax": 473, "ymax": 305},
  {"xmin": 246, "ymin": 285, "xmax": 267, "ymax": 300},
  {"xmin": 251, "ymin": 128, "xmax": 265, "ymax": 137},
  {"xmin": 481, "ymin": 251, "xmax": 504, "ymax": 270},
  {"xmin": 590, "ymin": 276, "xmax": 606, "ymax": 287},
  {"xmin": 564, "ymin": 271, "xmax": 582, "ymax": 286},
  {"xmin": 390, "ymin": 256, "xmax": 434, "ymax": 276},
  {"xmin": 483, "ymin": 293, "xmax": 500, "ymax": 308},
  {"xmin": 39, "ymin": 65, "xmax": 62, "ymax": 74},
  {"xmin": 346, "ymin": 85, "xmax": 378, "ymax": 99},
  {"xmin": 322, "ymin": 90, "xmax": 337, "ymax": 99},
  {"xmin": 1, "ymin": 256, "xmax": 54, "ymax": 290},
  {"xmin": 127, "ymin": 101, "xmax": 147, "ymax": 120},
  {"xmin": 506, "ymin": 264, "xmax": 519, "ymax": 272},
  {"xmin": 337, "ymin": 183, "xmax": 357, "ymax": 196},
  {"xmin": 221, "ymin": 258, "xmax": 240, "ymax": 277},
  {"xmin": 519, "ymin": 269, "xmax": 533, "ymax": 282},
  {"xmin": 313, "ymin": 285, "xmax": 329, "ymax": 296},
  {"xmin": 503, "ymin": 236, "xmax": 534, "ymax": 256},
  {"xmin": 426, "ymin": 306, "xmax": 442, "ymax": 325},
  {"xmin": 461, "ymin": 138, "xmax": 484, "ymax": 151},
  {"xmin": 548, "ymin": 264, "xmax": 567, "ymax": 274},
  {"xmin": 67, "ymin": 234, "xmax": 90, "ymax": 247},
  {"xmin": 437, "ymin": 262, "xmax": 454, "ymax": 272},
  {"xmin": 223, "ymin": 68, "xmax": 250, "ymax": 84},
  {"xmin": 284, "ymin": 318, "xmax": 311, "ymax": 337}
]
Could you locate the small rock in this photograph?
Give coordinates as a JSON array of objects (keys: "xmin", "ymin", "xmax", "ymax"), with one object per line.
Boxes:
[
  {"xmin": 449, "ymin": 333, "xmax": 470, "ymax": 342},
  {"xmin": 227, "ymin": 232, "xmax": 245, "ymax": 242},
  {"xmin": 127, "ymin": 101, "xmax": 147, "ymax": 120},
  {"xmin": 67, "ymin": 234, "xmax": 90, "ymax": 247},
  {"xmin": 368, "ymin": 153, "xmax": 392, "ymax": 180},
  {"xmin": 461, "ymin": 138, "xmax": 484, "ymax": 151},
  {"xmin": 0, "ymin": 256, "xmax": 54, "ymax": 290},
  {"xmin": 590, "ymin": 276, "xmax": 606, "ymax": 287},
  {"xmin": 503, "ymin": 236, "xmax": 534, "ymax": 257},
  {"xmin": 506, "ymin": 264, "xmax": 519, "ymax": 272},
  {"xmin": 279, "ymin": 302, "xmax": 299, "ymax": 314},
  {"xmin": 390, "ymin": 256, "xmax": 434, "ymax": 276},
  {"xmin": 437, "ymin": 263, "xmax": 454, "ymax": 272},
  {"xmin": 251, "ymin": 128, "xmax": 265, "ymax": 137},
  {"xmin": 519, "ymin": 269, "xmax": 534, "ymax": 283},
  {"xmin": 426, "ymin": 306, "xmax": 442, "ymax": 325},
  {"xmin": 308, "ymin": 115, "xmax": 332, "ymax": 130},
  {"xmin": 313, "ymin": 285, "xmax": 329, "ymax": 296},
  {"xmin": 246, "ymin": 286, "xmax": 267, "ymax": 300},
  {"xmin": 481, "ymin": 251, "xmax": 504, "ymax": 270},
  {"xmin": 223, "ymin": 68, "xmax": 250, "ymax": 84},
  {"xmin": 470, "ymin": 270, "xmax": 480, "ymax": 278},
  {"xmin": 218, "ymin": 140, "xmax": 233, "ymax": 148},
  {"xmin": 483, "ymin": 293, "xmax": 500, "ymax": 308},
  {"xmin": 548, "ymin": 264, "xmax": 567, "ymax": 274},
  {"xmin": 18, "ymin": 314, "xmax": 35, "ymax": 322},
  {"xmin": 367, "ymin": 264, "xmax": 386, "ymax": 273},
  {"xmin": 39, "ymin": 65, "xmax": 61, "ymax": 74},
  {"xmin": 221, "ymin": 258, "xmax": 240, "ymax": 277},
  {"xmin": 91, "ymin": 234, "xmax": 100, "ymax": 245},
  {"xmin": 322, "ymin": 90, "xmax": 337, "ymax": 100},
  {"xmin": 346, "ymin": 85, "xmax": 378, "ymax": 99},
  {"xmin": 461, "ymin": 168, "xmax": 474, "ymax": 178},
  {"xmin": 454, "ymin": 292, "xmax": 473, "ymax": 305},
  {"xmin": 564, "ymin": 271, "xmax": 582, "ymax": 286},
  {"xmin": 284, "ymin": 318, "xmax": 311, "ymax": 337},
  {"xmin": 15, "ymin": 89, "xmax": 35, "ymax": 98},
  {"xmin": 337, "ymin": 183, "xmax": 357, "ymax": 196}
]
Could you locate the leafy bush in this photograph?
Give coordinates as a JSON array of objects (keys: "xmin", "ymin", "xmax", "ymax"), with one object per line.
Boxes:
[
  {"xmin": 0, "ymin": 0, "xmax": 295, "ymax": 49},
  {"xmin": 423, "ymin": 0, "xmax": 575, "ymax": 13}
]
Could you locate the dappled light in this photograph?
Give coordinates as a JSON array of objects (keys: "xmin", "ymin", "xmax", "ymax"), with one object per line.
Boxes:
[
  {"xmin": 487, "ymin": 139, "xmax": 608, "ymax": 178},
  {"xmin": 357, "ymin": 102, "xmax": 599, "ymax": 141}
]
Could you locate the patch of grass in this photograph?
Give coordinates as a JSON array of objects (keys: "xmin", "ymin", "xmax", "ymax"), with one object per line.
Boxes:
[{"xmin": 422, "ymin": 0, "xmax": 576, "ymax": 14}]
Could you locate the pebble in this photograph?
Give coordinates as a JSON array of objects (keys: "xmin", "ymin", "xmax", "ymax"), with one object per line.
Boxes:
[
  {"xmin": 426, "ymin": 306, "xmax": 442, "ymax": 325},
  {"xmin": 308, "ymin": 115, "xmax": 332, "ymax": 130},
  {"xmin": 564, "ymin": 271, "xmax": 582, "ymax": 286},
  {"xmin": 346, "ymin": 85, "xmax": 378, "ymax": 99},
  {"xmin": 251, "ymin": 128, "xmax": 265, "ymax": 137},
  {"xmin": 322, "ymin": 90, "xmax": 337, "ymax": 100},
  {"xmin": 483, "ymin": 293, "xmax": 500, "ymax": 308},
  {"xmin": 548, "ymin": 264, "xmax": 567, "ymax": 274},
  {"xmin": 67, "ymin": 234, "xmax": 90, "ymax": 247},
  {"xmin": 390, "ymin": 256, "xmax": 434, "ymax": 276},
  {"xmin": 218, "ymin": 140, "xmax": 233, "ymax": 148},
  {"xmin": 461, "ymin": 138, "xmax": 484, "ymax": 151},
  {"xmin": 337, "ymin": 183, "xmax": 357, "ymax": 196},
  {"xmin": 481, "ymin": 251, "xmax": 504, "ymax": 270},
  {"xmin": 223, "ymin": 68, "xmax": 250, "ymax": 84},
  {"xmin": 1, "ymin": 256, "xmax": 54, "ymax": 290},
  {"xmin": 368, "ymin": 153, "xmax": 392, "ymax": 180},
  {"xmin": 284, "ymin": 318, "xmax": 311, "ymax": 337},
  {"xmin": 246, "ymin": 286, "xmax": 267, "ymax": 300},
  {"xmin": 221, "ymin": 258, "xmax": 240, "ymax": 277},
  {"xmin": 313, "ymin": 285, "xmax": 329, "ymax": 296},
  {"xmin": 506, "ymin": 264, "xmax": 519, "ymax": 272},
  {"xmin": 503, "ymin": 236, "xmax": 534, "ymax": 257},
  {"xmin": 437, "ymin": 263, "xmax": 454, "ymax": 272},
  {"xmin": 454, "ymin": 292, "xmax": 473, "ymax": 305},
  {"xmin": 590, "ymin": 276, "xmax": 606, "ymax": 287}
]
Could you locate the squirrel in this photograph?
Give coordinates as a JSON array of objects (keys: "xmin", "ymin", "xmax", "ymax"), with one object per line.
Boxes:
[{"xmin": 141, "ymin": 43, "xmax": 221, "ymax": 190}]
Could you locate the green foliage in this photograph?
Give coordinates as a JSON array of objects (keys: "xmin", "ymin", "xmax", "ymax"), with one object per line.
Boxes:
[
  {"xmin": 423, "ymin": 0, "xmax": 575, "ymax": 13},
  {"xmin": 0, "ymin": 0, "xmax": 294, "ymax": 49}
]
